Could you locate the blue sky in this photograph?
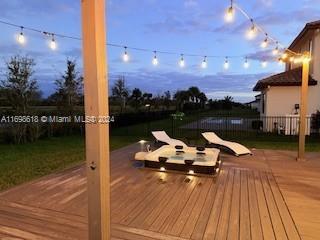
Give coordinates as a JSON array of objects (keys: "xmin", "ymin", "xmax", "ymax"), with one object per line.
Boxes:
[{"xmin": 0, "ymin": 0, "xmax": 319, "ymax": 102}]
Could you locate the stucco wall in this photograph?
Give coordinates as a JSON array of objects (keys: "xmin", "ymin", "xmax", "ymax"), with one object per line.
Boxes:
[
  {"xmin": 264, "ymin": 85, "xmax": 320, "ymax": 116},
  {"xmin": 266, "ymin": 29, "xmax": 320, "ymax": 117}
]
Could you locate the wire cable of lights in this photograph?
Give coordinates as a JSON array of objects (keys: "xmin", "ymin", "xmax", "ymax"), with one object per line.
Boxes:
[
  {"xmin": 225, "ymin": 1, "xmax": 303, "ymax": 57},
  {"xmin": 0, "ymin": 19, "xmax": 267, "ymax": 61}
]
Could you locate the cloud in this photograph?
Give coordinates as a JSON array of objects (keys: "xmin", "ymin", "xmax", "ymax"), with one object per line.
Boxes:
[
  {"xmin": 0, "ymin": 0, "xmax": 77, "ymax": 18},
  {"xmin": 108, "ymin": 69, "xmax": 273, "ymax": 102}
]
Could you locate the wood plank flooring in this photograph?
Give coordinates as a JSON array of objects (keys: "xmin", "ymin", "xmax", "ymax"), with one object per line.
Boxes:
[{"xmin": 0, "ymin": 144, "xmax": 319, "ymax": 239}]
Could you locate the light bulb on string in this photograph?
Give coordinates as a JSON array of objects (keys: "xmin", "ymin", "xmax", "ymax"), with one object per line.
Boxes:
[
  {"xmin": 50, "ymin": 34, "xmax": 57, "ymax": 50},
  {"xmin": 17, "ymin": 26, "xmax": 25, "ymax": 45},
  {"xmin": 152, "ymin": 51, "xmax": 158, "ymax": 66},
  {"xmin": 179, "ymin": 54, "xmax": 185, "ymax": 68},
  {"xmin": 272, "ymin": 43, "xmax": 279, "ymax": 56},
  {"xmin": 281, "ymin": 52, "xmax": 288, "ymax": 60},
  {"xmin": 244, "ymin": 57, "xmax": 250, "ymax": 69},
  {"xmin": 201, "ymin": 56, "xmax": 207, "ymax": 69},
  {"xmin": 225, "ymin": 0, "xmax": 235, "ymax": 23},
  {"xmin": 261, "ymin": 60, "xmax": 268, "ymax": 68},
  {"xmin": 122, "ymin": 47, "xmax": 129, "ymax": 62},
  {"xmin": 261, "ymin": 35, "xmax": 268, "ymax": 48},
  {"xmin": 246, "ymin": 19, "xmax": 257, "ymax": 40},
  {"xmin": 224, "ymin": 57, "xmax": 229, "ymax": 70},
  {"xmin": 278, "ymin": 58, "xmax": 284, "ymax": 66}
]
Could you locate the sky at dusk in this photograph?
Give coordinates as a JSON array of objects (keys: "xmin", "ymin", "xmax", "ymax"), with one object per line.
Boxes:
[{"xmin": 0, "ymin": 0, "xmax": 319, "ymax": 102}]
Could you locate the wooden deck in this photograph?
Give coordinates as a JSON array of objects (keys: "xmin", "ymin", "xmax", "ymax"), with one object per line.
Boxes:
[{"xmin": 0, "ymin": 144, "xmax": 319, "ymax": 240}]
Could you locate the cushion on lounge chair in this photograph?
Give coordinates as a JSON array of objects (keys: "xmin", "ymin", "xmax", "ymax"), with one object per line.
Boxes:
[{"xmin": 202, "ymin": 132, "xmax": 251, "ymax": 156}]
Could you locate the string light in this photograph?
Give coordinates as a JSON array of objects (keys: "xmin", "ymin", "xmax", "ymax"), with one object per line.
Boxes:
[
  {"xmin": 224, "ymin": 57, "xmax": 229, "ymax": 70},
  {"xmin": 0, "ymin": 17, "xmax": 308, "ymax": 70},
  {"xmin": 278, "ymin": 58, "xmax": 284, "ymax": 66},
  {"xmin": 261, "ymin": 60, "xmax": 268, "ymax": 68},
  {"xmin": 244, "ymin": 57, "xmax": 249, "ymax": 69},
  {"xmin": 152, "ymin": 51, "xmax": 158, "ymax": 66},
  {"xmin": 49, "ymin": 34, "xmax": 57, "ymax": 50},
  {"xmin": 122, "ymin": 46, "xmax": 129, "ymax": 62},
  {"xmin": 246, "ymin": 19, "xmax": 257, "ymax": 40},
  {"xmin": 261, "ymin": 35, "xmax": 268, "ymax": 48},
  {"xmin": 225, "ymin": 0, "xmax": 235, "ymax": 22},
  {"xmin": 201, "ymin": 56, "xmax": 207, "ymax": 69},
  {"xmin": 17, "ymin": 26, "xmax": 25, "ymax": 45},
  {"xmin": 179, "ymin": 54, "xmax": 185, "ymax": 68},
  {"xmin": 272, "ymin": 42, "xmax": 279, "ymax": 56}
]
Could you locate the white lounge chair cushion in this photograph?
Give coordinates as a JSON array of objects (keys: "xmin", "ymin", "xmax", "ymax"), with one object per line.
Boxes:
[
  {"xmin": 202, "ymin": 132, "xmax": 251, "ymax": 156},
  {"xmin": 151, "ymin": 131, "xmax": 188, "ymax": 147}
]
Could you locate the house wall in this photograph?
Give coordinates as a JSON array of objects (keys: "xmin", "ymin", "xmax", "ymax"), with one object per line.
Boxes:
[
  {"xmin": 275, "ymin": 28, "xmax": 320, "ymax": 116},
  {"xmin": 263, "ymin": 85, "xmax": 320, "ymax": 116},
  {"xmin": 286, "ymin": 29, "xmax": 320, "ymax": 78}
]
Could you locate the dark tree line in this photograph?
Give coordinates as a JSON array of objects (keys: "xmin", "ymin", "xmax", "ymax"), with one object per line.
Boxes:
[{"xmin": 0, "ymin": 55, "xmax": 83, "ymax": 143}]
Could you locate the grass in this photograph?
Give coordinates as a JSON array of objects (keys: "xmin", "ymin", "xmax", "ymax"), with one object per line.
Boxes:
[{"xmin": 0, "ymin": 135, "xmax": 140, "ymax": 191}]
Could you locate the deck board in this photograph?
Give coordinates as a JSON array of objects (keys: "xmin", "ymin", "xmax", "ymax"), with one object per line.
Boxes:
[{"xmin": 0, "ymin": 144, "xmax": 318, "ymax": 239}]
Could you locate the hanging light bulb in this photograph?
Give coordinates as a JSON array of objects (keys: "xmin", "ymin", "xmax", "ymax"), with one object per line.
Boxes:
[
  {"xmin": 246, "ymin": 19, "xmax": 257, "ymax": 40},
  {"xmin": 50, "ymin": 34, "xmax": 57, "ymax": 50},
  {"xmin": 225, "ymin": 0, "xmax": 235, "ymax": 23},
  {"xmin": 281, "ymin": 52, "xmax": 288, "ymax": 60},
  {"xmin": 261, "ymin": 60, "xmax": 268, "ymax": 68},
  {"xmin": 179, "ymin": 54, "xmax": 185, "ymax": 68},
  {"xmin": 272, "ymin": 42, "xmax": 279, "ymax": 56},
  {"xmin": 122, "ymin": 47, "xmax": 129, "ymax": 62},
  {"xmin": 224, "ymin": 57, "xmax": 229, "ymax": 70},
  {"xmin": 278, "ymin": 58, "xmax": 284, "ymax": 66},
  {"xmin": 152, "ymin": 51, "xmax": 158, "ymax": 66},
  {"xmin": 201, "ymin": 56, "xmax": 207, "ymax": 69},
  {"xmin": 261, "ymin": 35, "xmax": 268, "ymax": 48},
  {"xmin": 244, "ymin": 57, "xmax": 250, "ymax": 69},
  {"xmin": 17, "ymin": 27, "xmax": 25, "ymax": 45}
]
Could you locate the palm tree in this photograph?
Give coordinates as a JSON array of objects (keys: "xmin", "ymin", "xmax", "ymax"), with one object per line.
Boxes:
[
  {"xmin": 198, "ymin": 92, "xmax": 207, "ymax": 109},
  {"xmin": 188, "ymin": 86, "xmax": 201, "ymax": 103},
  {"xmin": 174, "ymin": 90, "xmax": 189, "ymax": 111}
]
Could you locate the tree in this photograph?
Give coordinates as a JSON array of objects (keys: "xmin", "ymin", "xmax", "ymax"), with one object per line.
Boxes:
[
  {"xmin": 163, "ymin": 90, "xmax": 171, "ymax": 110},
  {"xmin": 55, "ymin": 59, "xmax": 83, "ymax": 114},
  {"xmin": 188, "ymin": 86, "xmax": 201, "ymax": 103},
  {"xmin": 111, "ymin": 76, "xmax": 130, "ymax": 113},
  {"xmin": 174, "ymin": 90, "xmax": 189, "ymax": 111},
  {"xmin": 142, "ymin": 92, "xmax": 153, "ymax": 105},
  {"xmin": 198, "ymin": 92, "xmax": 207, "ymax": 109},
  {"xmin": 1, "ymin": 55, "xmax": 41, "ymax": 143},
  {"xmin": 1, "ymin": 55, "xmax": 40, "ymax": 113},
  {"xmin": 129, "ymin": 88, "xmax": 142, "ymax": 110},
  {"xmin": 223, "ymin": 95, "xmax": 234, "ymax": 110}
]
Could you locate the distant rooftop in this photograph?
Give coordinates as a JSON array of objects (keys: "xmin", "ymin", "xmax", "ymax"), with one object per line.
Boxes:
[{"xmin": 253, "ymin": 67, "xmax": 317, "ymax": 91}]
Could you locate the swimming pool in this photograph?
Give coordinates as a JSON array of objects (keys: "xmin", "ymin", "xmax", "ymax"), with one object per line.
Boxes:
[{"xmin": 144, "ymin": 145, "xmax": 220, "ymax": 175}]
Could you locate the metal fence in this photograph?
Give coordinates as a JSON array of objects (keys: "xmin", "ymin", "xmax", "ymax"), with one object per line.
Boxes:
[{"xmin": 171, "ymin": 114, "xmax": 319, "ymax": 141}]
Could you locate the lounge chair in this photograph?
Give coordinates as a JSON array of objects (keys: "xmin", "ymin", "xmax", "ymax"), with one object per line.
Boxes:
[
  {"xmin": 151, "ymin": 131, "xmax": 188, "ymax": 148},
  {"xmin": 202, "ymin": 132, "xmax": 252, "ymax": 156}
]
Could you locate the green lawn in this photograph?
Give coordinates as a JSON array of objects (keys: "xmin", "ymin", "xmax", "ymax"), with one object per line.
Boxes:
[{"xmin": 0, "ymin": 135, "xmax": 140, "ymax": 191}]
